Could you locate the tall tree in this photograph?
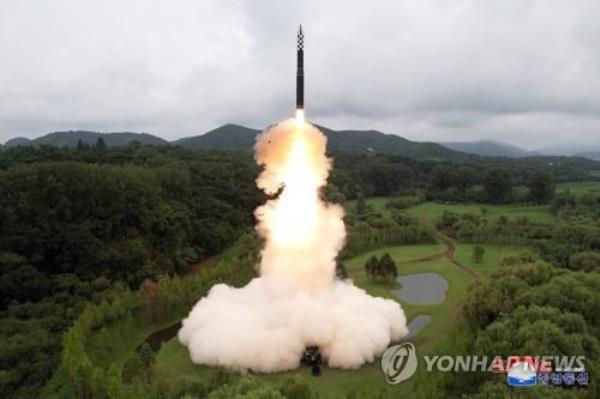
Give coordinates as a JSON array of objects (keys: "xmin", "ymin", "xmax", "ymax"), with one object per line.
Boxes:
[
  {"xmin": 95, "ymin": 137, "xmax": 106, "ymax": 150},
  {"xmin": 355, "ymin": 192, "xmax": 367, "ymax": 215},
  {"xmin": 483, "ymin": 168, "xmax": 513, "ymax": 203},
  {"xmin": 430, "ymin": 166, "xmax": 453, "ymax": 192},
  {"xmin": 472, "ymin": 245, "xmax": 485, "ymax": 264},
  {"xmin": 453, "ymin": 166, "xmax": 477, "ymax": 194},
  {"xmin": 365, "ymin": 255, "xmax": 379, "ymax": 280},
  {"xmin": 380, "ymin": 252, "xmax": 397, "ymax": 280},
  {"xmin": 527, "ymin": 170, "xmax": 555, "ymax": 204},
  {"xmin": 137, "ymin": 343, "xmax": 155, "ymax": 383}
]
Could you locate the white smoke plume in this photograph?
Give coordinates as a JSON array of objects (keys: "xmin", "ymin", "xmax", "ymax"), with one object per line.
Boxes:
[{"xmin": 178, "ymin": 119, "xmax": 408, "ymax": 372}]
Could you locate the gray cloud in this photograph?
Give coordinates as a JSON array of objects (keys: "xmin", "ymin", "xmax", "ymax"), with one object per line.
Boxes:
[{"xmin": 1, "ymin": 0, "xmax": 599, "ymax": 149}]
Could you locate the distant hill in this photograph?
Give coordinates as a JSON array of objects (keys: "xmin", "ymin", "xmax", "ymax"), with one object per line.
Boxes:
[
  {"xmin": 575, "ymin": 152, "xmax": 600, "ymax": 161},
  {"xmin": 173, "ymin": 123, "xmax": 471, "ymax": 160},
  {"xmin": 3, "ymin": 130, "xmax": 167, "ymax": 148},
  {"xmin": 173, "ymin": 124, "xmax": 260, "ymax": 150},
  {"xmin": 4, "ymin": 137, "xmax": 34, "ymax": 148},
  {"xmin": 438, "ymin": 139, "xmax": 531, "ymax": 158},
  {"xmin": 538, "ymin": 143, "xmax": 600, "ymax": 158},
  {"xmin": 316, "ymin": 125, "xmax": 469, "ymax": 160},
  {"xmin": 34, "ymin": 130, "xmax": 168, "ymax": 147}
]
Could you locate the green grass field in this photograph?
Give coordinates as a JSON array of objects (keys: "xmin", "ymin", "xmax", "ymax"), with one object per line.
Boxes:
[
  {"xmin": 454, "ymin": 244, "xmax": 529, "ymax": 275},
  {"xmin": 345, "ymin": 197, "xmax": 555, "ymax": 225},
  {"xmin": 556, "ymin": 181, "xmax": 600, "ymax": 197},
  {"xmin": 344, "ymin": 256, "xmax": 472, "ymax": 350},
  {"xmin": 345, "ymin": 243, "xmax": 445, "ymax": 269},
  {"xmin": 405, "ymin": 201, "xmax": 554, "ymax": 224}
]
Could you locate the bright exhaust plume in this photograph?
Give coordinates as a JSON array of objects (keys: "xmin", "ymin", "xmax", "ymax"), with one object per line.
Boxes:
[{"xmin": 178, "ymin": 118, "xmax": 408, "ymax": 372}]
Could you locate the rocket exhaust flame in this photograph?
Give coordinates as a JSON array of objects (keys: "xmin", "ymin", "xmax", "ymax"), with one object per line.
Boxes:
[
  {"xmin": 254, "ymin": 119, "xmax": 342, "ymax": 293},
  {"xmin": 177, "ymin": 26, "xmax": 408, "ymax": 373},
  {"xmin": 295, "ymin": 108, "xmax": 305, "ymax": 126}
]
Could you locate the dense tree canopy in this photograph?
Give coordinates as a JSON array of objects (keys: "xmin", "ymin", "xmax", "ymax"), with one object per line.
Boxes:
[
  {"xmin": 433, "ymin": 261, "xmax": 600, "ymax": 399},
  {"xmin": 0, "ymin": 145, "xmax": 262, "ymax": 399},
  {"xmin": 0, "ymin": 155, "xmax": 260, "ymax": 285}
]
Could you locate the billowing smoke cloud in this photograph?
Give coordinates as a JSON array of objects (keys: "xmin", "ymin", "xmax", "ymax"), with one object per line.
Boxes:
[{"xmin": 178, "ymin": 119, "xmax": 408, "ymax": 372}]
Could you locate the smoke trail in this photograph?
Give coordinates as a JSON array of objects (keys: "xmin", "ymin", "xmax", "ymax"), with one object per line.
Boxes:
[
  {"xmin": 178, "ymin": 120, "xmax": 408, "ymax": 372},
  {"xmin": 254, "ymin": 119, "xmax": 345, "ymax": 293}
]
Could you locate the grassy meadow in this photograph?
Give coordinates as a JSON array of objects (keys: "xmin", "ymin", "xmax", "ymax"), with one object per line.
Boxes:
[
  {"xmin": 346, "ymin": 197, "xmax": 555, "ymax": 224},
  {"xmin": 454, "ymin": 244, "xmax": 530, "ymax": 275},
  {"xmin": 556, "ymin": 180, "xmax": 600, "ymax": 197},
  {"xmin": 405, "ymin": 201, "xmax": 553, "ymax": 224}
]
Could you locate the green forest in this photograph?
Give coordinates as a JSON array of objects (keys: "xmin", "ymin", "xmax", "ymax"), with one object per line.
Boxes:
[{"xmin": 1, "ymin": 141, "xmax": 599, "ymax": 398}]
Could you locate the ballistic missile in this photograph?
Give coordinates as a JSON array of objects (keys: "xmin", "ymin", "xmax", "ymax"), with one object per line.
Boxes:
[{"xmin": 296, "ymin": 25, "xmax": 304, "ymax": 110}]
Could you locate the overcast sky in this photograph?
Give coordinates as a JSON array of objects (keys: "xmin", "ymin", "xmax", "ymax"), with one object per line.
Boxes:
[{"xmin": 1, "ymin": 0, "xmax": 599, "ymax": 149}]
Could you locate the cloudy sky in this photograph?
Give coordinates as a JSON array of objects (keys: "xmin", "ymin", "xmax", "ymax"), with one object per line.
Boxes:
[{"xmin": 1, "ymin": 0, "xmax": 599, "ymax": 149}]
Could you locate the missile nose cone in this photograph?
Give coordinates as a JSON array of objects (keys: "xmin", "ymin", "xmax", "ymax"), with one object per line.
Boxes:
[{"xmin": 297, "ymin": 25, "xmax": 304, "ymax": 50}]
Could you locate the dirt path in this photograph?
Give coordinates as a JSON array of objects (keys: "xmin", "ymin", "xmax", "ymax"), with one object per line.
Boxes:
[
  {"xmin": 393, "ymin": 233, "xmax": 482, "ymax": 286},
  {"xmin": 395, "ymin": 234, "xmax": 480, "ymax": 337},
  {"xmin": 435, "ymin": 232, "xmax": 481, "ymax": 284}
]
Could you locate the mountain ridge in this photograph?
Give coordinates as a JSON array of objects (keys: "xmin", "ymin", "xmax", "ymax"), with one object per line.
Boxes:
[
  {"xmin": 4, "ymin": 130, "xmax": 168, "ymax": 148},
  {"xmin": 438, "ymin": 139, "xmax": 532, "ymax": 158},
  {"xmin": 4, "ymin": 125, "xmax": 599, "ymax": 160},
  {"xmin": 2, "ymin": 124, "xmax": 473, "ymax": 161}
]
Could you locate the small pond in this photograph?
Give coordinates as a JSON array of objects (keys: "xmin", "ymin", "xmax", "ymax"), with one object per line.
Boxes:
[
  {"xmin": 392, "ymin": 272, "xmax": 448, "ymax": 305},
  {"xmin": 406, "ymin": 315, "xmax": 431, "ymax": 338}
]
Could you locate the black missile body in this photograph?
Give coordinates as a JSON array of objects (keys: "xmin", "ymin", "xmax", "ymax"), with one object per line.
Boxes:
[{"xmin": 296, "ymin": 25, "xmax": 304, "ymax": 110}]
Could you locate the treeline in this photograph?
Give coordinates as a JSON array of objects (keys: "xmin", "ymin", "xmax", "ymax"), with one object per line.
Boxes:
[
  {"xmin": 329, "ymin": 152, "xmax": 598, "ymax": 203},
  {"xmin": 527, "ymin": 191, "xmax": 600, "ymax": 267},
  {"xmin": 436, "ymin": 210, "xmax": 549, "ymax": 245},
  {"xmin": 551, "ymin": 190, "xmax": 600, "ymax": 222},
  {"xmin": 436, "ymin": 206, "xmax": 600, "ymax": 268},
  {"xmin": 341, "ymin": 199, "xmax": 435, "ymax": 258},
  {"xmin": 428, "ymin": 167, "xmax": 555, "ymax": 204}
]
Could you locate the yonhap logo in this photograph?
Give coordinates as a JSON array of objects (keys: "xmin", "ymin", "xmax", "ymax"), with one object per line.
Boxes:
[
  {"xmin": 507, "ymin": 361, "xmax": 537, "ymax": 387},
  {"xmin": 381, "ymin": 343, "xmax": 418, "ymax": 384}
]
